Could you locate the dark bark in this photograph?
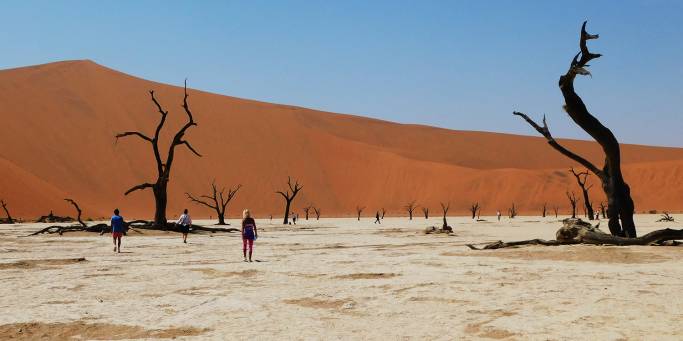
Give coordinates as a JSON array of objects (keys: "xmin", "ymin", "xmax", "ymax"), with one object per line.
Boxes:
[
  {"xmin": 116, "ymin": 81, "xmax": 200, "ymax": 227},
  {"xmin": 542, "ymin": 203, "xmax": 547, "ymax": 218},
  {"xmin": 28, "ymin": 220, "xmax": 238, "ymax": 236},
  {"xmin": 440, "ymin": 202, "xmax": 451, "ymax": 229},
  {"xmin": 64, "ymin": 198, "xmax": 86, "ymax": 227},
  {"xmin": 508, "ymin": 203, "xmax": 517, "ymax": 218},
  {"xmin": 0, "ymin": 200, "xmax": 14, "ymax": 224},
  {"xmin": 566, "ymin": 191, "xmax": 579, "ymax": 218},
  {"xmin": 422, "ymin": 207, "xmax": 429, "ymax": 219},
  {"xmin": 405, "ymin": 201, "xmax": 418, "ymax": 220},
  {"xmin": 657, "ymin": 212, "xmax": 675, "ymax": 222},
  {"xmin": 514, "ymin": 22, "xmax": 636, "ymax": 237},
  {"xmin": 303, "ymin": 205, "xmax": 312, "ymax": 220},
  {"xmin": 553, "ymin": 206, "xmax": 559, "ymax": 218},
  {"xmin": 380, "ymin": 208, "xmax": 386, "ymax": 219},
  {"xmin": 599, "ymin": 202, "xmax": 607, "ymax": 219},
  {"xmin": 470, "ymin": 203, "xmax": 480, "ymax": 219},
  {"xmin": 186, "ymin": 182, "xmax": 241, "ymax": 225},
  {"xmin": 276, "ymin": 177, "xmax": 303, "ymax": 224},
  {"xmin": 356, "ymin": 206, "xmax": 365, "ymax": 221},
  {"xmin": 313, "ymin": 207, "xmax": 321, "ymax": 220},
  {"xmin": 570, "ymin": 168, "xmax": 595, "ymax": 220},
  {"xmin": 36, "ymin": 211, "xmax": 74, "ymax": 223}
]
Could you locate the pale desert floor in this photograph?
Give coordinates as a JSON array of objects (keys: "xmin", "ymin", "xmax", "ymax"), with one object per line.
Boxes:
[{"xmin": 1, "ymin": 215, "xmax": 682, "ymax": 340}]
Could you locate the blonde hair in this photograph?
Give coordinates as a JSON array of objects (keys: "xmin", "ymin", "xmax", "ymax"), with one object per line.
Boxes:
[{"xmin": 242, "ymin": 209, "xmax": 251, "ymax": 219}]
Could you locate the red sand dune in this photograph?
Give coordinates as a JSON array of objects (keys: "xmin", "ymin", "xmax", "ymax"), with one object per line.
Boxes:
[{"xmin": 1, "ymin": 60, "xmax": 682, "ymax": 220}]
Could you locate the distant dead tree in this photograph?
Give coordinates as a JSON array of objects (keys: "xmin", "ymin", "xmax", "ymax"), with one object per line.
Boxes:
[
  {"xmin": 421, "ymin": 206, "xmax": 429, "ymax": 219},
  {"xmin": 508, "ymin": 203, "xmax": 517, "ymax": 218},
  {"xmin": 566, "ymin": 191, "xmax": 579, "ymax": 218},
  {"xmin": 276, "ymin": 177, "xmax": 303, "ymax": 224},
  {"xmin": 116, "ymin": 81, "xmax": 200, "ymax": 227},
  {"xmin": 64, "ymin": 198, "xmax": 86, "ymax": 227},
  {"xmin": 0, "ymin": 199, "xmax": 14, "ymax": 224},
  {"xmin": 440, "ymin": 202, "xmax": 451, "ymax": 230},
  {"xmin": 470, "ymin": 203, "xmax": 480, "ymax": 219},
  {"xmin": 553, "ymin": 206, "xmax": 559, "ymax": 218},
  {"xmin": 303, "ymin": 205, "xmax": 313, "ymax": 220},
  {"xmin": 380, "ymin": 208, "xmax": 386, "ymax": 219},
  {"xmin": 356, "ymin": 206, "xmax": 365, "ymax": 221},
  {"xmin": 541, "ymin": 203, "xmax": 547, "ymax": 217},
  {"xmin": 514, "ymin": 22, "xmax": 639, "ymax": 237},
  {"xmin": 570, "ymin": 168, "xmax": 595, "ymax": 220},
  {"xmin": 599, "ymin": 202, "xmax": 607, "ymax": 219},
  {"xmin": 405, "ymin": 201, "xmax": 418, "ymax": 220},
  {"xmin": 656, "ymin": 212, "xmax": 674, "ymax": 222},
  {"xmin": 186, "ymin": 182, "xmax": 242, "ymax": 225},
  {"xmin": 313, "ymin": 207, "xmax": 321, "ymax": 220}
]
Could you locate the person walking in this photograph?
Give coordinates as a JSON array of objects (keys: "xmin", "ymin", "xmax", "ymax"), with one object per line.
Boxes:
[
  {"xmin": 111, "ymin": 209, "xmax": 125, "ymax": 253},
  {"xmin": 497, "ymin": 211, "xmax": 501, "ymax": 221},
  {"xmin": 176, "ymin": 208, "xmax": 192, "ymax": 244},
  {"xmin": 242, "ymin": 209, "xmax": 258, "ymax": 262}
]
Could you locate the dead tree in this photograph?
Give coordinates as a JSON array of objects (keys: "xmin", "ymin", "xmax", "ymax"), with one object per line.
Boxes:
[
  {"xmin": 508, "ymin": 203, "xmax": 517, "ymax": 218},
  {"xmin": 599, "ymin": 202, "xmax": 607, "ymax": 219},
  {"xmin": 405, "ymin": 201, "xmax": 418, "ymax": 220},
  {"xmin": 570, "ymin": 168, "xmax": 595, "ymax": 220},
  {"xmin": 116, "ymin": 81, "xmax": 200, "ymax": 227},
  {"xmin": 440, "ymin": 202, "xmax": 451, "ymax": 230},
  {"xmin": 356, "ymin": 206, "xmax": 365, "ymax": 221},
  {"xmin": 64, "ymin": 198, "xmax": 86, "ymax": 227},
  {"xmin": 313, "ymin": 207, "xmax": 321, "ymax": 220},
  {"xmin": 380, "ymin": 208, "xmax": 386, "ymax": 219},
  {"xmin": 422, "ymin": 207, "xmax": 429, "ymax": 219},
  {"xmin": 36, "ymin": 211, "xmax": 73, "ymax": 223},
  {"xmin": 0, "ymin": 199, "xmax": 14, "ymax": 224},
  {"xmin": 514, "ymin": 22, "xmax": 637, "ymax": 237},
  {"xmin": 303, "ymin": 205, "xmax": 313, "ymax": 220},
  {"xmin": 470, "ymin": 203, "xmax": 480, "ymax": 219},
  {"xmin": 553, "ymin": 206, "xmax": 559, "ymax": 218},
  {"xmin": 566, "ymin": 191, "xmax": 579, "ymax": 218},
  {"xmin": 656, "ymin": 212, "xmax": 675, "ymax": 222},
  {"xmin": 276, "ymin": 177, "xmax": 303, "ymax": 224},
  {"xmin": 186, "ymin": 182, "xmax": 241, "ymax": 225},
  {"xmin": 542, "ymin": 203, "xmax": 547, "ymax": 217}
]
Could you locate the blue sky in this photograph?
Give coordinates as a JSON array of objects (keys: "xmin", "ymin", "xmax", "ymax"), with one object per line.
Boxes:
[{"xmin": 2, "ymin": 0, "xmax": 682, "ymax": 146}]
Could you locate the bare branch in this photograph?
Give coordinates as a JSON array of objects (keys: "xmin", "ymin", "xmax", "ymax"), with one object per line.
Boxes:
[
  {"xmin": 186, "ymin": 192, "xmax": 217, "ymax": 209},
  {"xmin": 115, "ymin": 131, "xmax": 152, "ymax": 143},
  {"xmin": 124, "ymin": 183, "xmax": 154, "ymax": 195},
  {"xmin": 64, "ymin": 198, "xmax": 86, "ymax": 227},
  {"xmin": 179, "ymin": 140, "xmax": 202, "ymax": 157}
]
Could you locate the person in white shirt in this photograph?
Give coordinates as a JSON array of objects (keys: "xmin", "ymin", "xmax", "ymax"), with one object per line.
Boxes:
[{"xmin": 176, "ymin": 208, "xmax": 192, "ymax": 244}]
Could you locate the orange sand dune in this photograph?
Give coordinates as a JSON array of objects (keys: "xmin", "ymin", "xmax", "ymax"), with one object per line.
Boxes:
[{"xmin": 1, "ymin": 60, "xmax": 682, "ymax": 219}]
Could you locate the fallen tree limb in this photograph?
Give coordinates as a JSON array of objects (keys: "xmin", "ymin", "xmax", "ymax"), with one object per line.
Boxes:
[
  {"xmin": 467, "ymin": 218, "xmax": 683, "ymax": 250},
  {"xmin": 27, "ymin": 220, "xmax": 239, "ymax": 236}
]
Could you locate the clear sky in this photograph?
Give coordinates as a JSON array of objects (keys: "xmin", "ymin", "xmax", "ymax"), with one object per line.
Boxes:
[{"xmin": 2, "ymin": 1, "xmax": 682, "ymax": 147}]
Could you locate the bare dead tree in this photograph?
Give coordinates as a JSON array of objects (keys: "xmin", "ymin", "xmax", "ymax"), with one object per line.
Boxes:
[
  {"xmin": 303, "ymin": 205, "xmax": 313, "ymax": 220},
  {"xmin": 276, "ymin": 177, "xmax": 303, "ymax": 224},
  {"xmin": 542, "ymin": 203, "xmax": 547, "ymax": 217},
  {"xmin": 440, "ymin": 202, "xmax": 451, "ymax": 229},
  {"xmin": 0, "ymin": 199, "xmax": 14, "ymax": 224},
  {"xmin": 186, "ymin": 182, "xmax": 242, "ymax": 225},
  {"xmin": 470, "ymin": 203, "xmax": 480, "ymax": 219},
  {"xmin": 570, "ymin": 168, "xmax": 595, "ymax": 220},
  {"xmin": 566, "ymin": 191, "xmax": 579, "ymax": 219},
  {"xmin": 356, "ymin": 206, "xmax": 365, "ymax": 221},
  {"xmin": 477, "ymin": 206, "xmax": 482, "ymax": 220},
  {"xmin": 64, "ymin": 198, "xmax": 86, "ymax": 227},
  {"xmin": 405, "ymin": 201, "xmax": 418, "ymax": 220},
  {"xmin": 599, "ymin": 202, "xmax": 607, "ymax": 219},
  {"xmin": 380, "ymin": 208, "xmax": 386, "ymax": 219},
  {"xmin": 513, "ymin": 22, "xmax": 637, "ymax": 237},
  {"xmin": 116, "ymin": 81, "xmax": 200, "ymax": 227},
  {"xmin": 313, "ymin": 207, "xmax": 321, "ymax": 220},
  {"xmin": 421, "ymin": 206, "xmax": 429, "ymax": 219},
  {"xmin": 553, "ymin": 206, "xmax": 559, "ymax": 218},
  {"xmin": 656, "ymin": 212, "xmax": 675, "ymax": 222},
  {"xmin": 508, "ymin": 203, "xmax": 517, "ymax": 219}
]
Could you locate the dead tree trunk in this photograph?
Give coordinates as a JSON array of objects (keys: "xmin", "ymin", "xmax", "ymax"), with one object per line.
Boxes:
[
  {"xmin": 64, "ymin": 198, "xmax": 86, "ymax": 227},
  {"xmin": 303, "ymin": 205, "xmax": 312, "ymax": 220},
  {"xmin": 514, "ymin": 22, "xmax": 636, "ymax": 237},
  {"xmin": 542, "ymin": 203, "xmax": 547, "ymax": 217},
  {"xmin": 276, "ymin": 177, "xmax": 303, "ymax": 224},
  {"xmin": 470, "ymin": 203, "xmax": 480, "ymax": 219},
  {"xmin": 356, "ymin": 206, "xmax": 365, "ymax": 221},
  {"xmin": 553, "ymin": 206, "xmax": 559, "ymax": 218},
  {"xmin": 186, "ymin": 181, "xmax": 241, "ymax": 225},
  {"xmin": 566, "ymin": 191, "xmax": 579, "ymax": 218},
  {"xmin": 599, "ymin": 202, "xmax": 607, "ymax": 219},
  {"xmin": 508, "ymin": 203, "xmax": 517, "ymax": 218},
  {"xmin": 440, "ymin": 202, "xmax": 451, "ymax": 230},
  {"xmin": 570, "ymin": 168, "xmax": 595, "ymax": 220},
  {"xmin": 116, "ymin": 81, "xmax": 201, "ymax": 227},
  {"xmin": 405, "ymin": 201, "xmax": 418, "ymax": 220},
  {"xmin": 422, "ymin": 207, "xmax": 429, "ymax": 219},
  {"xmin": 0, "ymin": 200, "xmax": 14, "ymax": 224},
  {"xmin": 380, "ymin": 208, "xmax": 386, "ymax": 219},
  {"xmin": 313, "ymin": 207, "xmax": 321, "ymax": 220}
]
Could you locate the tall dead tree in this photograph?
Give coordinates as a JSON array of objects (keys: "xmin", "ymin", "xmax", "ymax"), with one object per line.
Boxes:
[
  {"xmin": 514, "ymin": 22, "xmax": 637, "ymax": 237},
  {"xmin": 405, "ymin": 201, "xmax": 418, "ymax": 220},
  {"xmin": 380, "ymin": 208, "xmax": 386, "ymax": 219},
  {"xmin": 186, "ymin": 182, "xmax": 241, "ymax": 225},
  {"xmin": 116, "ymin": 81, "xmax": 200, "ymax": 227},
  {"xmin": 470, "ymin": 203, "xmax": 480, "ymax": 219},
  {"xmin": 0, "ymin": 199, "xmax": 14, "ymax": 224},
  {"xmin": 508, "ymin": 203, "xmax": 517, "ymax": 218},
  {"xmin": 356, "ymin": 206, "xmax": 365, "ymax": 221},
  {"xmin": 440, "ymin": 202, "xmax": 450, "ymax": 229},
  {"xmin": 566, "ymin": 191, "xmax": 579, "ymax": 218},
  {"xmin": 553, "ymin": 206, "xmax": 559, "ymax": 218},
  {"xmin": 313, "ymin": 207, "xmax": 321, "ymax": 220},
  {"xmin": 64, "ymin": 198, "xmax": 86, "ymax": 227},
  {"xmin": 276, "ymin": 177, "xmax": 303, "ymax": 224},
  {"xmin": 422, "ymin": 207, "xmax": 429, "ymax": 219},
  {"xmin": 570, "ymin": 168, "xmax": 595, "ymax": 220},
  {"xmin": 542, "ymin": 203, "xmax": 547, "ymax": 217},
  {"xmin": 303, "ymin": 205, "xmax": 313, "ymax": 220},
  {"xmin": 599, "ymin": 202, "xmax": 607, "ymax": 219}
]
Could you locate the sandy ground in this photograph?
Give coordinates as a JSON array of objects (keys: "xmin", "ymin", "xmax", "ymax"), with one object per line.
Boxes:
[{"xmin": 1, "ymin": 215, "xmax": 682, "ymax": 340}]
